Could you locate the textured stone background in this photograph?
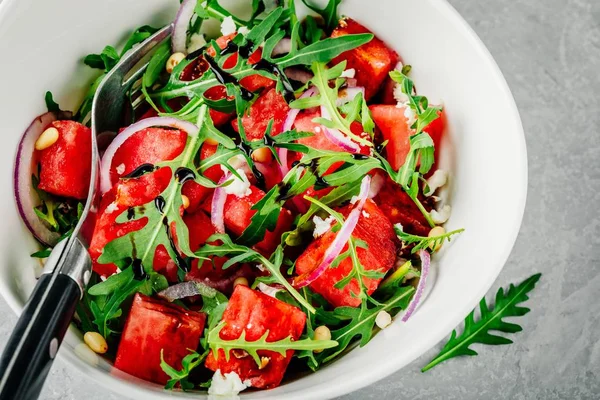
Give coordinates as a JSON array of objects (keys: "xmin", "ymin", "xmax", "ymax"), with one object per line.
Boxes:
[{"xmin": 1, "ymin": 0, "xmax": 599, "ymax": 398}]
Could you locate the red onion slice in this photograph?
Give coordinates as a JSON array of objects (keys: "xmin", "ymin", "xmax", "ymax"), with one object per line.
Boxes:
[
  {"xmin": 285, "ymin": 68, "xmax": 313, "ymax": 84},
  {"xmin": 319, "ymin": 105, "xmax": 361, "ymax": 152},
  {"xmin": 336, "ymin": 86, "xmax": 365, "ymax": 107},
  {"xmin": 158, "ymin": 281, "xmax": 217, "ymax": 302},
  {"xmin": 14, "ymin": 111, "xmax": 70, "ymax": 246},
  {"xmin": 271, "ymin": 38, "xmax": 292, "ymax": 56},
  {"xmin": 401, "ymin": 250, "xmax": 431, "ymax": 322},
  {"xmin": 211, "ymin": 173, "xmax": 230, "ymax": 233},
  {"xmin": 172, "ymin": 0, "xmax": 196, "ymax": 53},
  {"xmin": 294, "ymin": 175, "xmax": 371, "ymax": 288},
  {"xmin": 368, "ymin": 172, "xmax": 385, "ymax": 199},
  {"xmin": 279, "ymin": 87, "xmax": 318, "ymax": 177},
  {"xmin": 99, "ymin": 117, "xmax": 198, "ymax": 194}
]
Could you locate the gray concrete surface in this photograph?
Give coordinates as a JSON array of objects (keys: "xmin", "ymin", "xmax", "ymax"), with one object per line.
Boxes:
[{"xmin": 1, "ymin": 0, "xmax": 599, "ymax": 398}]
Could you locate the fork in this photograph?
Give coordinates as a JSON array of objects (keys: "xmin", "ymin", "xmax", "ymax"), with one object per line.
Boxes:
[{"xmin": 0, "ymin": 24, "xmax": 172, "ymax": 400}]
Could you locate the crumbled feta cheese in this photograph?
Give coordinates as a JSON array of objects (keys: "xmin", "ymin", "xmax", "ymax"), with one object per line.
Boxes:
[
  {"xmin": 187, "ymin": 33, "xmax": 207, "ymax": 53},
  {"xmin": 362, "ymin": 210, "xmax": 370, "ymax": 218},
  {"xmin": 375, "ymin": 311, "xmax": 392, "ymax": 329},
  {"xmin": 115, "ymin": 163, "xmax": 125, "ymax": 175},
  {"xmin": 223, "ymin": 168, "xmax": 252, "ymax": 198},
  {"xmin": 393, "ymin": 84, "xmax": 410, "ymax": 104},
  {"xmin": 313, "ymin": 215, "xmax": 335, "ymax": 238},
  {"xmin": 315, "ymin": 126, "xmax": 321, "ymax": 133},
  {"xmin": 257, "ymin": 282, "xmax": 280, "ymax": 298},
  {"xmin": 105, "ymin": 202, "xmax": 118, "ymax": 214},
  {"xmin": 430, "ymin": 205, "xmax": 452, "ymax": 224},
  {"xmin": 220, "ymin": 16, "xmax": 237, "ymax": 36},
  {"xmin": 424, "ymin": 169, "xmax": 448, "ymax": 197},
  {"xmin": 208, "ymin": 369, "xmax": 251, "ymax": 396},
  {"xmin": 395, "ymin": 223, "xmax": 404, "ymax": 232},
  {"xmin": 403, "ymin": 105, "xmax": 416, "ymax": 126},
  {"xmin": 237, "ymin": 26, "xmax": 250, "ymax": 36},
  {"xmin": 340, "ymin": 68, "xmax": 356, "ymax": 79}
]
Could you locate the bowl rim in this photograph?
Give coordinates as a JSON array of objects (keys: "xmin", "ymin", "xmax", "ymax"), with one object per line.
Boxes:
[{"xmin": 0, "ymin": 0, "xmax": 528, "ymax": 398}]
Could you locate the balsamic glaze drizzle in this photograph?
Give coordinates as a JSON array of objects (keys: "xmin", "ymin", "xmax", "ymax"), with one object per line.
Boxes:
[
  {"xmin": 162, "ymin": 216, "xmax": 189, "ymax": 272},
  {"xmin": 132, "ymin": 259, "xmax": 146, "ymax": 280},
  {"xmin": 175, "ymin": 167, "xmax": 196, "ymax": 184},
  {"xmin": 123, "ymin": 163, "xmax": 156, "ymax": 178},
  {"xmin": 352, "ymin": 154, "xmax": 369, "ymax": 160},
  {"xmin": 127, "ymin": 208, "xmax": 135, "ymax": 220},
  {"xmin": 154, "ymin": 196, "xmax": 166, "ymax": 213},
  {"xmin": 252, "ymin": 59, "xmax": 295, "ymax": 103},
  {"xmin": 205, "ymin": 54, "xmax": 254, "ymax": 100}
]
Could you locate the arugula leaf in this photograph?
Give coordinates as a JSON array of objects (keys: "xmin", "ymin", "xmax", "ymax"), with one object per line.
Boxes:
[
  {"xmin": 300, "ymin": 0, "xmax": 342, "ymax": 31},
  {"xmin": 84, "ymin": 45, "xmax": 120, "ymax": 72},
  {"xmin": 422, "ymin": 273, "xmax": 542, "ymax": 372},
  {"xmin": 208, "ymin": 320, "xmax": 338, "ymax": 367},
  {"xmin": 44, "ymin": 91, "xmax": 61, "ymax": 113},
  {"xmin": 395, "ymin": 226, "xmax": 464, "ymax": 253},
  {"xmin": 161, "ymin": 349, "xmax": 209, "ymax": 390},
  {"xmin": 195, "ymin": 233, "xmax": 315, "ymax": 313},
  {"xmin": 143, "ymin": 40, "xmax": 171, "ymax": 88}
]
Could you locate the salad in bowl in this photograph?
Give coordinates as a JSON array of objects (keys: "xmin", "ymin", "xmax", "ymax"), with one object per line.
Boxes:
[{"xmin": 14, "ymin": 0, "xmax": 462, "ymax": 395}]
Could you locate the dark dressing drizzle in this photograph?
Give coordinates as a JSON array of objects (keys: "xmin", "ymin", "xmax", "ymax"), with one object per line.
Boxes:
[
  {"xmin": 220, "ymin": 41, "xmax": 239, "ymax": 56},
  {"xmin": 252, "ymin": 59, "xmax": 295, "ymax": 103},
  {"xmin": 275, "ymin": 182, "xmax": 293, "ymax": 202},
  {"xmin": 175, "ymin": 167, "xmax": 196, "ymax": 184},
  {"xmin": 291, "ymin": 160, "xmax": 300, "ymax": 168},
  {"xmin": 154, "ymin": 196, "xmax": 166, "ymax": 213},
  {"xmin": 123, "ymin": 163, "xmax": 156, "ymax": 178},
  {"xmin": 205, "ymin": 54, "xmax": 254, "ymax": 101},
  {"xmin": 375, "ymin": 144, "xmax": 385, "ymax": 154},
  {"xmin": 352, "ymin": 154, "xmax": 369, "ymax": 160},
  {"xmin": 162, "ymin": 216, "xmax": 189, "ymax": 272},
  {"xmin": 186, "ymin": 46, "xmax": 208, "ymax": 61},
  {"xmin": 132, "ymin": 259, "xmax": 147, "ymax": 280},
  {"xmin": 238, "ymin": 40, "xmax": 254, "ymax": 59},
  {"xmin": 126, "ymin": 208, "xmax": 135, "ymax": 220}
]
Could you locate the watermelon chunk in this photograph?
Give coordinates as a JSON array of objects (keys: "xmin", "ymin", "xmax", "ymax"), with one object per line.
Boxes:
[
  {"xmin": 37, "ymin": 120, "xmax": 91, "ymax": 200},
  {"xmin": 374, "ymin": 176, "xmax": 431, "ymax": 236},
  {"xmin": 330, "ymin": 18, "xmax": 398, "ymax": 100},
  {"xmin": 369, "ymin": 104, "xmax": 414, "ymax": 171},
  {"xmin": 181, "ymin": 143, "xmax": 223, "ymax": 213},
  {"xmin": 233, "ymin": 88, "xmax": 290, "ymax": 141},
  {"xmin": 202, "ymin": 184, "xmax": 294, "ymax": 256},
  {"xmin": 204, "ymin": 285, "xmax": 306, "ymax": 389},
  {"xmin": 88, "ymin": 167, "xmax": 172, "ymax": 278},
  {"xmin": 295, "ymin": 199, "xmax": 398, "ymax": 307},
  {"xmin": 184, "ymin": 210, "xmax": 254, "ymax": 294},
  {"xmin": 114, "ymin": 293, "xmax": 206, "ymax": 385},
  {"xmin": 109, "ymin": 127, "xmax": 187, "ymax": 186}
]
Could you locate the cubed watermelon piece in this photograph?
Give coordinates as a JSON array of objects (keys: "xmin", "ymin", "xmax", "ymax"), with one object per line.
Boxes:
[
  {"xmin": 37, "ymin": 120, "xmax": 92, "ymax": 200},
  {"xmin": 88, "ymin": 167, "xmax": 173, "ymax": 278},
  {"xmin": 204, "ymin": 285, "xmax": 306, "ymax": 388},
  {"xmin": 184, "ymin": 210, "xmax": 254, "ymax": 294},
  {"xmin": 114, "ymin": 293, "xmax": 206, "ymax": 385},
  {"xmin": 369, "ymin": 104, "xmax": 414, "ymax": 171},
  {"xmin": 201, "ymin": 184, "xmax": 294, "ymax": 256},
  {"xmin": 374, "ymin": 176, "xmax": 431, "ymax": 236},
  {"xmin": 424, "ymin": 109, "xmax": 446, "ymax": 167},
  {"xmin": 330, "ymin": 18, "xmax": 398, "ymax": 100},
  {"xmin": 233, "ymin": 88, "xmax": 290, "ymax": 141},
  {"xmin": 295, "ymin": 199, "xmax": 398, "ymax": 307},
  {"xmin": 182, "ymin": 143, "xmax": 224, "ymax": 212}
]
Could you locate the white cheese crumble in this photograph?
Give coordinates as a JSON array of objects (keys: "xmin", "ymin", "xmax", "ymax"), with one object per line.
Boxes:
[
  {"xmin": 393, "ymin": 84, "xmax": 410, "ymax": 104},
  {"xmin": 187, "ymin": 33, "xmax": 207, "ymax": 54},
  {"xmin": 402, "ymin": 104, "xmax": 416, "ymax": 126},
  {"xmin": 362, "ymin": 210, "xmax": 370, "ymax": 218},
  {"xmin": 395, "ymin": 223, "xmax": 404, "ymax": 232},
  {"xmin": 220, "ymin": 16, "xmax": 237, "ymax": 36},
  {"xmin": 223, "ymin": 168, "xmax": 252, "ymax": 198},
  {"xmin": 115, "ymin": 163, "xmax": 125, "ymax": 175},
  {"xmin": 257, "ymin": 282, "xmax": 280, "ymax": 298},
  {"xmin": 340, "ymin": 68, "xmax": 356, "ymax": 79},
  {"xmin": 208, "ymin": 369, "xmax": 251, "ymax": 396},
  {"xmin": 375, "ymin": 310, "xmax": 392, "ymax": 329},
  {"xmin": 424, "ymin": 169, "xmax": 448, "ymax": 197},
  {"xmin": 105, "ymin": 202, "xmax": 119, "ymax": 214},
  {"xmin": 430, "ymin": 205, "xmax": 452, "ymax": 224},
  {"xmin": 237, "ymin": 26, "xmax": 250, "ymax": 36},
  {"xmin": 313, "ymin": 215, "xmax": 335, "ymax": 238},
  {"xmin": 314, "ymin": 126, "xmax": 321, "ymax": 133}
]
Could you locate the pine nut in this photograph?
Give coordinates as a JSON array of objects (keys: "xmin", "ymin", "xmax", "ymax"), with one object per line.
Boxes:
[
  {"xmin": 84, "ymin": 331, "xmax": 108, "ymax": 354},
  {"xmin": 166, "ymin": 52, "xmax": 186, "ymax": 74},
  {"xmin": 375, "ymin": 311, "xmax": 392, "ymax": 329},
  {"xmin": 181, "ymin": 194, "xmax": 190, "ymax": 209},
  {"xmin": 35, "ymin": 127, "xmax": 59, "ymax": 150},
  {"xmin": 428, "ymin": 226, "xmax": 446, "ymax": 251},
  {"xmin": 233, "ymin": 277, "xmax": 249, "ymax": 287},
  {"xmin": 258, "ymin": 356, "xmax": 270, "ymax": 370},
  {"xmin": 251, "ymin": 147, "xmax": 272, "ymax": 163},
  {"xmin": 313, "ymin": 325, "xmax": 331, "ymax": 353}
]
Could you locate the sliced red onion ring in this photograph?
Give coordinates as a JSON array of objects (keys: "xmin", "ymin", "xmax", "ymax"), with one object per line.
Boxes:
[
  {"xmin": 158, "ymin": 281, "xmax": 217, "ymax": 302},
  {"xmin": 14, "ymin": 111, "xmax": 71, "ymax": 246},
  {"xmin": 271, "ymin": 38, "xmax": 292, "ymax": 56},
  {"xmin": 279, "ymin": 87, "xmax": 318, "ymax": 177},
  {"xmin": 368, "ymin": 172, "xmax": 385, "ymax": 199},
  {"xmin": 99, "ymin": 117, "xmax": 198, "ymax": 194},
  {"xmin": 211, "ymin": 173, "xmax": 230, "ymax": 233},
  {"xmin": 319, "ymin": 105, "xmax": 361, "ymax": 152},
  {"xmin": 294, "ymin": 175, "xmax": 371, "ymax": 288},
  {"xmin": 401, "ymin": 249, "xmax": 431, "ymax": 322},
  {"xmin": 336, "ymin": 87, "xmax": 365, "ymax": 107},
  {"xmin": 172, "ymin": 0, "xmax": 196, "ymax": 53},
  {"xmin": 285, "ymin": 68, "xmax": 313, "ymax": 84}
]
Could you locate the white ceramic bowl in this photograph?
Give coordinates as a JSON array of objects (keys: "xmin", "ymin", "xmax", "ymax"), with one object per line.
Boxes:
[{"xmin": 0, "ymin": 0, "xmax": 527, "ymax": 398}]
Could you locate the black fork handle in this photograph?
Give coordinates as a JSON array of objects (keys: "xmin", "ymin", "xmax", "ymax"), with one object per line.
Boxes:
[{"xmin": 0, "ymin": 272, "xmax": 80, "ymax": 399}]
